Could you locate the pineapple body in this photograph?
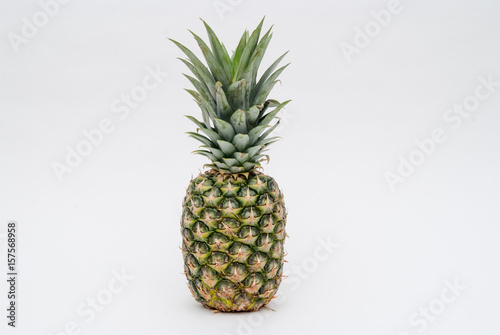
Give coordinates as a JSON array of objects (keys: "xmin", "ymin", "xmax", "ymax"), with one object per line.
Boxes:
[{"xmin": 181, "ymin": 171, "xmax": 286, "ymax": 311}]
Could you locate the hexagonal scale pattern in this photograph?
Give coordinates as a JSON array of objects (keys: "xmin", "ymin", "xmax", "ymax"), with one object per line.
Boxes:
[{"xmin": 181, "ymin": 171, "xmax": 287, "ymax": 312}]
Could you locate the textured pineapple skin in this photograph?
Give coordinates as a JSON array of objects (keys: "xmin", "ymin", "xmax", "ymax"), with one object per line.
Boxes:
[{"xmin": 181, "ymin": 171, "xmax": 287, "ymax": 312}]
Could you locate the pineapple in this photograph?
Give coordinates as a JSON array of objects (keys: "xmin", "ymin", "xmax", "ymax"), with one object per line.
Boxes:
[{"xmin": 171, "ymin": 18, "xmax": 290, "ymax": 312}]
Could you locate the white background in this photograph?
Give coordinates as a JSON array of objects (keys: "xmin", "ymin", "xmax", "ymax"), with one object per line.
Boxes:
[{"xmin": 1, "ymin": 0, "xmax": 500, "ymax": 334}]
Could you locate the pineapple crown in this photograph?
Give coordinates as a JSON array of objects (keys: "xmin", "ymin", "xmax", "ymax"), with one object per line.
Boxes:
[{"xmin": 170, "ymin": 18, "xmax": 290, "ymax": 174}]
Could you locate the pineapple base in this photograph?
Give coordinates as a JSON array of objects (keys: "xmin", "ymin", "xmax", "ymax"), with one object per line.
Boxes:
[{"xmin": 181, "ymin": 170, "xmax": 287, "ymax": 312}]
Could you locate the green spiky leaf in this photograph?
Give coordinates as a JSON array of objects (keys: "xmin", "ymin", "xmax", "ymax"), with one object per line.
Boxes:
[
  {"xmin": 258, "ymin": 100, "xmax": 291, "ymax": 127},
  {"xmin": 201, "ymin": 146, "xmax": 224, "ymax": 159},
  {"xmin": 185, "ymin": 115, "xmax": 207, "ymax": 129},
  {"xmin": 187, "ymin": 132, "xmax": 214, "ymax": 146},
  {"xmin": 248, "ymin": 124, "xmax": 270, "ymax": 145},
  {"xmin": 184, "ymin": 74, "xmax": 215, "ymax": 106},
  {"xmin": 217, "ymin": 140, "xmax": 237, "ymax": 156},
  {"xmin": 252, "ymin": 64, "xmax": 289, "ymax": 105},
  {"xmin": 246, "ymin": 105, "xmax": 260, "ymax": 125},
  {"xmin": 193, "ymin": 150, "xmax": 218, "ymax": 161},
  {"xmin": 223, "ymin": 157, "xmax": 240, "ymax": 167},
  {"xmin": 190, "ymin": 30, "xmax": 230, "ymax": 88},
  {"xmin": 172, "ymin": 18, "xmax": 290, "ymax": 173},
  {"xmin": 251, "ymin": 51, "xmax": 289, "ymax": 102},
  {"xmin": 213, "ymin": 118, "xmax": 235, "ymax": 142},
  {"xmin": 178, "ymin": 58, "xmax": 215, "ymax": 98},
  {"xmin": 233, "ymin": 18, "xmax": 264, "ymax": 81},
  {"xmin": 254, "ymin": 136, "xmax": 280, "ymax": 147},
  {"xmin": 215, "ymin": 81, "xmax": 232, "ymax": 119},
  {"xmin": 232, "ymin": 30, "xmax": 249, "ymax": 75},
  {"xmin": 245, "ymin": 145, "xmax": 263, "ymax": 158},
  {"xmin": 202, "ymin": 20, "xmax": 232, "ymax": 81},
  {"xmin": 214, "ymin": 161, "xmax": 231, "ymax": 170},
  {"xmin": 230, "ymin": 110, "xmax": 247, "ymax": 134},
  {"xmin": 233, "ymin": 152, "xmax": 250, "ymax": 163},
  {"xmin": 170, "ymin": 39, "xmax": 213, "ymax": 82},
  {"xmin": 232, "ymin": 133, "xmax": 250, "ymax": 152},
  {"xmin": 228, "ymin": 79, "xmax": 249, "ymax": 111}
]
